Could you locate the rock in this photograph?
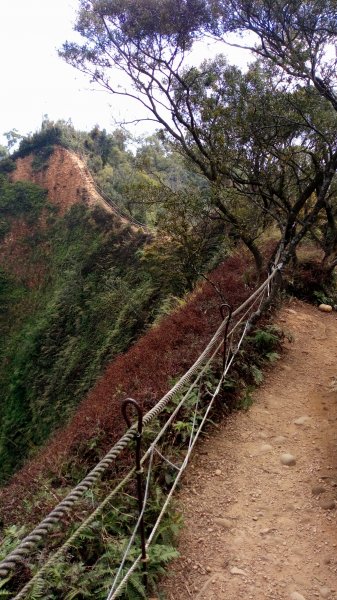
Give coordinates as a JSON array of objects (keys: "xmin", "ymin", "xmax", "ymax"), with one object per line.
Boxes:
[
  {"xmin": 318, "ymin": 304, "xmax": 333, "ymax": 312},
  {"xmin": 290, "ymin": 593, "xmax": 306, "ymax": 600},
  {"xmin": 206, "ymin": 566, "xmax": 212, "ymax": 573},
  {"xmin": 319, "ymin": 587, "xmax": 331, "ymax": 598},
  {"xmin": 215, "ymin": 469, "xmax": 222, "ymax": 476},
  {"xmin": 274, "ymin": 435, "xmax": 287, "ymax": 444},
  {"xmin": 281, "ymin": 453, "xmax": 296, "ymax": 466},
  {"xmin": 230, "ymin": 567, "xmax": 247, "ymax": 576},
  {"xmin": 260, "ymin": 443, "xmax": 273, "ymax": 453},
  {"xmin": 311, "ymin": 484, "xmax": 326, "ymax": 496},
  {"xmin": 294, "ymin": 416, "xmax": 310, "ymax": 425},
  {"xmin": 214, "ymin": 518, "xmax": 232, "ymax": 529},
  {"xmin": 319, "ymin": 497, "xmax": 336, "ymax": 510},
  {"xmin": 259, "ymin": 528, "xmax": 271, "ymax": 535}
]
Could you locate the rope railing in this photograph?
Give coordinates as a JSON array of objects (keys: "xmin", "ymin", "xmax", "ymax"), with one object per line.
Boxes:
[
  {"xmin": 0, "ymin": 265, "xmax": 282, "ymax": 598},
  {"xmin": 107, "ymin": 310, "xmax": 253, "ymax": 599}
]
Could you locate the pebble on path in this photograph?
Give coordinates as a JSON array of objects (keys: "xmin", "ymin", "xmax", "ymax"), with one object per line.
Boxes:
[
  {"xmin": 294, "ymin": 416, "xmax": 310, "ymax": 426},
  {"xmin": 214, "ymin": 518, "xmax": 232, "ymax": 529},
  {"xmin": 318, "ymin": 304, "xmax": 333, "ymax": 312},
  {"xmin": 311, "ymin": 484, "xmax": 326, "ymax": 496},
  {"xmin": 319, "ymin": 498, "xmax": 336, "ymax": 510},
  {"xmin": 280, "ymin": 453, "xmax": 296, "ymax": 466},
  {"xmin": 230, "ymin": 567, "xmax": 247, "ymax": 576},
  {"xmin": 290, "ymin": 592, "xmax": 306, "ymax": 600}
]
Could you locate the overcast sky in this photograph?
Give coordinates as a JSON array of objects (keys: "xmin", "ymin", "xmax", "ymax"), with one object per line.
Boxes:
[{"xmin": 0, "ymin": 0, "xmax": 252, "ymax": 148}]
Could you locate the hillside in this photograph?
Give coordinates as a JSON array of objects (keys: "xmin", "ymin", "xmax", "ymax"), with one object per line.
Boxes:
[
  {"xmin": 10, "ymin": 146, "xmax": 107, "ymax": 214},
  {"xmin": 0, "ymin": 249, "xmax": 255, "ymax": 520},
  {"xmin": 0, "ymin": 145, "xmax": 171, "ymax": 482},
  {"xmin": 1, "ymin": 144, "xmax": 335, "ymax": 599},
  {"xmin": 0, "ymin": 146, "xmax": 134, "ymax": 285}
]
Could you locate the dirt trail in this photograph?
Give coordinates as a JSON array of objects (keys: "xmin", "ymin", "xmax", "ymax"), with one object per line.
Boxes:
[{"xmin": 162, "ymin": 299, "xmax": 337, "ymax": 600}]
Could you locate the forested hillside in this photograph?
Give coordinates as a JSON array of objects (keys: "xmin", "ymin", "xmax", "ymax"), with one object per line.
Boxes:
[
  {"xmin": 1, "ymin": 2, "xmax": 337, "ymax": 598},
  {"xmin": 0, "ymin": 125, "xmax": 227, "ymax": 482}
]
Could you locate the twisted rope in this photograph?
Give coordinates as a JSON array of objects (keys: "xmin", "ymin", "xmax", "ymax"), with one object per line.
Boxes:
[{"xmin": 107, "ymin": 314, "xmax": 251, "ymax": 599}]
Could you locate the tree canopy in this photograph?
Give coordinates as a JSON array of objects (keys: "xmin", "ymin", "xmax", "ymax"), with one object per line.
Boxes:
[{"xmin": 62, "ymin": 0, "xmax": 337, "ymax": 272}]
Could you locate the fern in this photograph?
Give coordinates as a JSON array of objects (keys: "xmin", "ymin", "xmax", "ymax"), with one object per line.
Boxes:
[
  {"xmin": 251, "ymin": 364, "xmax": 263, "ymax": 384},
  {"xmin": 266, "ymin": 351, "xmax": 280, "ymax": 363},
  {"xmin": 125, "ymin": 575, "xmax": 146, "ymax": 600},
  {"xmin": 27, "ymin": 578, "xmax": 45, "ymax": 600}
]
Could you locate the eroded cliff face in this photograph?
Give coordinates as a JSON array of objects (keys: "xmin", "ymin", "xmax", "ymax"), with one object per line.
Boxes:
[
  {"xmin": 0, "ymin": 146, "xmax": 122, "ymax": 286},
  {"xmin": 10, "ymin": 146, "xmax": 112, "ymax": 215}
]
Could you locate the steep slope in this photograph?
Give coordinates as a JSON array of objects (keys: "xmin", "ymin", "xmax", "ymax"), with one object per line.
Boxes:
[
  {"xmin": 10, "ymin": 146, "xmax": 121, "ymax": 217},
  {"xmin": 0, "ymin": 146, "xmax": 132, "ymax": 287},
  {"xmin": 0, "ymin": 252, "xmax": 255, "ymax": 520},
  {"xmin": 0, "ymin": 147, "xmax": 161, "ymax": 481}
]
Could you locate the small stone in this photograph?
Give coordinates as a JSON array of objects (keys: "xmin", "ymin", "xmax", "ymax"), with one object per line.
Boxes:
[
  {"xmin": 318, "ymin": 304, "xmax": 333, "ymax": 312},
  {"xmin": 290, "ymin": 593, "xmax": 306, "ymax": 600},
  {"xmin": 294, "ymin": 416, "xmax": 310, "ymax": 426},
  {"xmin": 319, "ymin": 587, "xmax": 331, "ymax": 598},
  {"xmin": 206, "ymin": 566, "xmax": 212, "ymax": 573},
  {"xmin": 214, "ymin": 518, "xmax": 232, "ymax": 529},
  {"xmin": 230, "ymin": 567, "xmax": 247, "ymax": 576},
  {"xmin": 274, "ymin": 435, "xmax": 287, "ymax": 444},
  {"xmin": 215, "ymin": 469, "xmax": 222, "ymax": 476},
  {"xmin": 281, "ymin": 453, "xmax": 296, "ymax": 466},
  {"xmin": 319, "ymin": 498, "xmax": 336, "ymax": 510},
  {"xmin": 260, "ymin": 443, "xmax": 273, "ymax": 453},
  {"xmin": 312, "ymin": 484, "xmax": 326, "ymax": 496},
  {"xmin": 259, "ymin": 528, "xmax": 271, "ymax": 535}
]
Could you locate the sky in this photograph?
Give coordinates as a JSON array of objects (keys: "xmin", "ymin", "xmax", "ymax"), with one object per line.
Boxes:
[{"xmin": 0, "ymin": 0, "xmax": 252, "ymax": 148}]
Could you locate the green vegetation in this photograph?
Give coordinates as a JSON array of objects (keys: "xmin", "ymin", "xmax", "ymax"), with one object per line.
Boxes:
[
  {"xmin": 62, "ymin": 0, "xmax": 337, "ymax": 275},
  {"xmin": 0, "ymin": 321, "xmax": 282, "ymax": 598},
  {"xmin": 2, "ymin": 0, "xmax": 337, "ymax": 594},
  {"xmin": 0, "ymin": 175, "xmax": 48, "ymax": 235},
  {"xmin": 0, "ymin": 114, "xmax": 231, "ymax": 482},
  {"xmin": 0, "ymin": 480, "xmax": 181, "ymax": 599},
  {"xmin": 0, "ymin": 198, "xmax": 159, "ymax": 479}
]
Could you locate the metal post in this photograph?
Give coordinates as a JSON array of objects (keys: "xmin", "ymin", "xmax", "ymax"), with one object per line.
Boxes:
[
  {"xmin": 220, "ymin": 303, "xmax": 233, "ymax": 374},
  {"xmin": 121, "ymin": 398, "xmax": 148, "ymax": 590}
]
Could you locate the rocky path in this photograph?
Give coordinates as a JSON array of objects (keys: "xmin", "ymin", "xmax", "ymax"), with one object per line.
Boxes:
[{"xmin": 162, "ymin": 299, "xmax": 337, "ymax": 600}]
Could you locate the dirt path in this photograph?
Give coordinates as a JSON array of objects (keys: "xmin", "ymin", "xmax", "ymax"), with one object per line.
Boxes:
[{"xmin": 162, "ymin": 299, "xmax": 337, "ymax": 600}]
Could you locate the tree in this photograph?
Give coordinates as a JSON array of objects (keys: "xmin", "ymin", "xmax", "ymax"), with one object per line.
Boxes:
[
  {"xmin": 3, "ymin": 129, "xmax": 23, "ymax": 152},
  {"xmin": 61, "ymin": 0, "xmax": 337, "ymax": 273}
]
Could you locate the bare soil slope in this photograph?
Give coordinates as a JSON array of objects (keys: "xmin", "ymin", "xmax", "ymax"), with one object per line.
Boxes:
[
  {"xmin": 1, "ymin": 147, "xmax": 131, "ymax": 285},
  {"xmin": 163, "ymin": 299, "xmax": 337, "ymax": 600},
  {"xmin": 10, "ymin": 146, "xmax": 114, "ymax": 216}
]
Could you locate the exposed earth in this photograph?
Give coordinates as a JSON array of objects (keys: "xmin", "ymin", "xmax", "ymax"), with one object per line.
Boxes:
[{"xmin": 162, "ymin": 299, "xmax": 337, "ymax": 600}]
